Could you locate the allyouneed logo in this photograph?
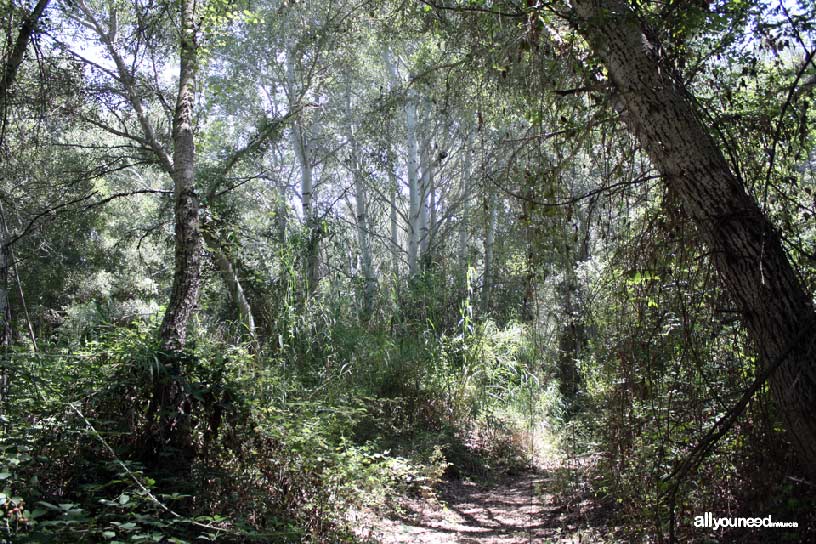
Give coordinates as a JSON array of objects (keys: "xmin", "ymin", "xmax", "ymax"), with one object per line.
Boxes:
[{"xmin": 694, "ymin": 512, "xmax": 798, "ymax": 530}]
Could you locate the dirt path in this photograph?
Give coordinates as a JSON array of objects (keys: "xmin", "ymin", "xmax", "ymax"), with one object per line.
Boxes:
[{"xmin": 358, "ymin": 463, "xmax": 610, "ymax": 543}]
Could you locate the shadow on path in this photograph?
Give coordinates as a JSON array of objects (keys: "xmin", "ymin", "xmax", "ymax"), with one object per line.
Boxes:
[{"xmin": 360, "ymin": 462, "xmax": 612, "ymax": 543}]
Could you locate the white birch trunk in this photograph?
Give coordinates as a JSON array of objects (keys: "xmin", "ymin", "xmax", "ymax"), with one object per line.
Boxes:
[
  {"xmin": 406, "ymin": 86, "xmax": 421, "ymax": 277},
  {"xmin": 482, "ymin": 185, "xmax": 498, "ymax": 312},
  {"xmin": 428, "ymin": 161, "xmax": 437, "ymax": 263},
  {"xmin": 345, "ymin": 85, "xmax": 376, "ymax": 315},
  {"xmin": 286, "ymin": 44, "xmax": 319, "ymax": 294},
  {"xmin": 419, "ymin": 134, "xmax": 431, "ymax": 260},
  {"xmin": 388, "ymin": 169, "xmax": 400, "ymax": 276},
  {"xmin": 459, "ymin": 130, "xmax": 473, "ymax": 266},
  {"xmin": 383, "ymin": 50, "xmax": 403, "ymax": 278}
]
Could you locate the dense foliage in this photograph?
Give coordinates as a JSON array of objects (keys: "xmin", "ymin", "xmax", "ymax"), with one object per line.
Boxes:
[{"xmin": 1, "ymin": 0, "xmax": 815, "ymax": 542}]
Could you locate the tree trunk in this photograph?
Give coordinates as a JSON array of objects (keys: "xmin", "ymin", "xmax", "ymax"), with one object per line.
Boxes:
[
  {"xmin": 137, "ymin": 0, "xmax": 201, "ymax": 470},
  {"xmin": 383, "ymin": 50, "xmax": 403, "ymax": 279},
  {"xmin": 0, "ymin": 0, "xmax": 51, "ymax": 409},
  {"xmin": 159, "ymin": 0, "xmax": 201, "ymax": 353},
  {"xmin": 572, "ymin": 0, "xmax": 816, "ymax": 472},
  {"xmin": 482, "ymin": 185, "xmax": 498, "ymax": 313},
  {"xmin": 286, "ymin": 44, "xmax": 319, "ymax": 295},
  {"xmin": 0, "ymin": 203, "xmax": 9, "ymax": 349},
  {"xmin": 0, "ymin": 203, "xmax": 10, "ymax": 415},
  {"xmin": 459, "ymin": 131, "xmax": 473, "ymax": 268},
  {"xmin": 0, "ymin": 0, "xmax": 50, "ymax": 119},
  {"xmin": 419, "ymin": 127, "xmax": 432, "ymax": 260},
  {"xmin": 426, "ymin": 157, "xmax": 437, "ymax": 267},
  {"xmin": 354, "ymin": 176, "xmax": 376, "ymax": 315},
  {"xmin": 345, "ymin": 84, "xmax": 376, "ymax": 317},
  {"xmin": 389, "ymin": 169, "xmax": 400, "ymax": 277},
  {"xmin": 557, "ymin": 207, "xmax": 589, "ymax": 412},
  {"xmin": 406, "ymin": 86, "xmax": 421, "ymax": 277}
]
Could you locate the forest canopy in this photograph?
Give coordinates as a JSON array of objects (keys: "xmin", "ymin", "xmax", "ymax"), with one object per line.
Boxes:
[{"xmin": 0, "ymin": 0, "xmax": 815, "ymax": 542}]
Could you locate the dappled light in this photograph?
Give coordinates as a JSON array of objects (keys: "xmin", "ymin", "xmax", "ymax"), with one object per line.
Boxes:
[{"xmin": 1, "ymin": 0, "xmax": 816, "ymax": 542}]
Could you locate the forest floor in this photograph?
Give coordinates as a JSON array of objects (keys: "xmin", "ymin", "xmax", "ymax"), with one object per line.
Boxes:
[{"xmin": 355, "ymin": 454, "xmax": 614, "ymax": 543}]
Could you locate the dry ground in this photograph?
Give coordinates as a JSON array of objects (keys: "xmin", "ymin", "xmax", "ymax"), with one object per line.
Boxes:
[{"xmin": 355, "ymin": 456, "xmax": 614, "ymax": 543}]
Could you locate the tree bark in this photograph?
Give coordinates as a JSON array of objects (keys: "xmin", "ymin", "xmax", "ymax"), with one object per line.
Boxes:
[
  {"xmin": 0, "ymin": 0, "xmax": 51, "ymax": 400},
  {"xmin": 0, "ymin": 197, "xmax": 9, "ymax": 347},
  {"xmin": 419, "ymin": 121, "xmax": 432, "ymax": 260},
  {"xmin": 0, "ymin": 0, "xmax": 50, "ymax": 116},
  {"xmin": 427, "ymin": 167, "xmax": 437, "ymax": 266},
  {"xmin": 389, "ymin": 169, "xmax": 400, "ymax": 277},
  {"xmin": 73, "ymin": 0, "xmax": 200, "ymax": 464},
  {"xmin": 557, "ymin": 205, "xmax": 589, "ymax": 412},
  {"xmin": 406, "ymin": 86, "xmax": 421, "ymax": 277},
  {"xmin": 571, "ymin": 0, "xmax": 816, "ymax": 472},
  {"xmin": 286, "ymin": 44, "xmax": 319, "ymax": 295},
  {"xmin": 383, "ymin": 50, "xmax": 402, "ymax": 278},
  {"xmin": 0, "ymin": 203, "xmax": 10, "ymax": 415},
  {"xmin": 459, "ymin": 130, "xmax": 473, "ymax": 268},
  {"xmin": 159, "ymin": 0, "xmax": 201, "ymax": 352},
  {"xmin": 482, "ymin": 184, "xmax": 498, "ymax": 313},
  {"xmin": 345, "ymin": 84, "xmax": 376, "ymax": 317}
]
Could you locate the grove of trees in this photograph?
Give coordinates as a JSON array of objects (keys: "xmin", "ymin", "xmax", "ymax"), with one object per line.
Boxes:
[{"xmin": 0, "ymin": 0, "xmax": 815, "ymax": 542}]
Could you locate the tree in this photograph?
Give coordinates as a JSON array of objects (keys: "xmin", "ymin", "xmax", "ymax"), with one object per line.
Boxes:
[
  {"xmin": 71, "ymin": 0, "xmax": 201, "ymax": 352},
  {"xmin": 285, "ymin": 39, "xmax": 320, "ymax": 295},
  {"xmin": 159, "ymin": 0, "xmax": 201, "ymax": 352},
  {"xmin": 570, "ymin": 0, "xmax": 816, "ymax": 473},
  {"xmin": 345, "ymin": 79, "xmax": 377, "ymax": 316},
  {"xmin": 67, "ymin": 0, "xmax": 203, "ymax": 466},
  {"xmin": 0, "ymin": 0, "xmax": 50, "ymax": 112},
  {"xmin": 0, "ymin": 0, "xmax": 51, "ymax": 348}
]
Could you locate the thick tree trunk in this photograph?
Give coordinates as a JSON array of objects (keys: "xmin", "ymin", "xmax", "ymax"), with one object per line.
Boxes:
[
  {"xmin": 133, "ymin": 0, "xmax": 201, "ymax": 470},
  {"xmin": 0, "ymin": 0, "xmax": 50, "ymax": 114},
  {"xmin": 159, "ymin": 0, "xmax": 201, "ymax": 352},
  {"xmin": 572, "ymin": 0, "xmax": 816, "ymax": 472},
  {"xmin": 557, "ymin": 288, "xmax": 584, "ymax": 408}
]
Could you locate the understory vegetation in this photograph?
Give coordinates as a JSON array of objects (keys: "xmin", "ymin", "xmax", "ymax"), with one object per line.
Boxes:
[{"xmin": 2, "ymin": 0, "xmax": 816, "ymax": 542}]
